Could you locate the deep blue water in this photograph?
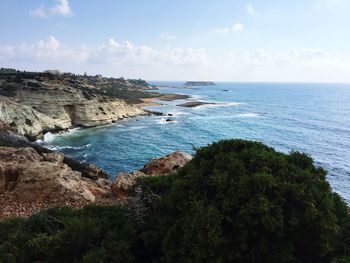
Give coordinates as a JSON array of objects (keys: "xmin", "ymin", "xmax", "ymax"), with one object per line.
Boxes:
[{"xmin": 40, "ymin": 82, "xmax": 350, "ymax": 202}]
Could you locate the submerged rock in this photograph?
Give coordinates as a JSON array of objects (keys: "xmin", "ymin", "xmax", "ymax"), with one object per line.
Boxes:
[
  {"xmin": 112, "ymin": 151, "xmax": 192, "ymax": 197},
  {"xmin": 177, "ymin": 101, "xmax": 215, "ymax": 108}
]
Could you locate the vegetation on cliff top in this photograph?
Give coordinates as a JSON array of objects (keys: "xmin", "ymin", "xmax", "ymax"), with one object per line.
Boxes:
[
  {"xmin": 1, "ymin": 139, "xmax": 350, "ymax": 262},
  {"xmin": 0, "ymin": 69, "xmax": 190, "ymax": 104},
  {"xmin": 0, "ymin": 69, "xmax": 156, "ymax": 103}
]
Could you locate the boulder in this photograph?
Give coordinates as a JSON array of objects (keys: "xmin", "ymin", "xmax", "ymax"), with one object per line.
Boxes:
[
  {"xmin": 112, "ymin": 171, "xmax": 146, "ymax": 196},
  {"xmin": 141, "ymin": 151, "xmax": 193, "ymax": 176},
  {"xmin": 112, "ymin": 151, "xmax": 192, "ymax": 197},
  {"xmin": 0, "ymin": 146, "xmax": 111, "ymax": 202},
  {"xmin": 83, "ymin": 164, "xmax": 110, "ymax": 180}
]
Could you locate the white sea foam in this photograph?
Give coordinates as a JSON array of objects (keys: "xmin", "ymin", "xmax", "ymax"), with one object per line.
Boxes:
[
  {"xmin": 43, "ymin": 132, "xmax": 56, "ymax": 142},
  {"xmin": 66, "ymin": 127, "xmax": 82, "ymax": 134},
  {"xmin": 215, "ymin": 102, "xmax": 244, "ymax": 107},
  {"xmin": 236, "ymin": 113, "xmax": 259, "ymax": 118},
  {"xmin": 191, "ymin": 94, "xmax": 204, "ymax": 100},
  {"xmin": 167, "ymin": 110, "xmax": 188, "ymax": 117},
  {"xmin": 194, "ymin": 101, "xmax": 244, "ymax": 109},
  {"xmin": 156, "ymin": 118, "xmax": 176, "ymax": 125},
  {"xmin": 128, "ymin": 126, "xmax": 147, "ymax": 130},
  {"xmin": 45, "ymin": 144, "xmax": 91, "ymax": 151},
  {"xmin": 36, "ymin": 127, "xmax": 83, "ymax": 143}
]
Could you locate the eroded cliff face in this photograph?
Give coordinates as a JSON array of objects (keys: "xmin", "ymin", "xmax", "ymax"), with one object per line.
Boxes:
[
  {"xmin": 15, "ymin": 88, "xmax": 143, "ymax": 129},
  {"xmin": 0, "ymin": 96, "xmax": 60, "ymax": 137},
  {"xmin": 0, "ymin": 74, "xmax": 145, "ymax": 138}
]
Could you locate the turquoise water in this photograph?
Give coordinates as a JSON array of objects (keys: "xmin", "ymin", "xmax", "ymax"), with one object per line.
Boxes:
[{"xmin": 40, "ymin": 82, "xmax": 350, "ymax": 202}]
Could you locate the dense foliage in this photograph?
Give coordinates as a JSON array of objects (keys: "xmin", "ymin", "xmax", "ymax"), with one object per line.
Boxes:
[{"xmin": 1, "ymin": 139, "xmax": 350, "ymax": 262}]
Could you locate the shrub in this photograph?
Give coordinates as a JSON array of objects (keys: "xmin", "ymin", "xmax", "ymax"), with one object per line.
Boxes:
[
  {"xmin": 0, "ymin": 205, "xmax": 137, "ymax": 262},
  {"xmin": 0, "ymin": 139, "xmax": 349, "ymax": 262},
  {"xmin": 136, "ymin": 140, "xmax": 350, "ymax": 262}
]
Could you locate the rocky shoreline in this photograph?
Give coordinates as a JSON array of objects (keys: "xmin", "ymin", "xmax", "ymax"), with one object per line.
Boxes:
[{"xmin": 0, "ymin": 121, "xmax": 192, "ymax": 220}]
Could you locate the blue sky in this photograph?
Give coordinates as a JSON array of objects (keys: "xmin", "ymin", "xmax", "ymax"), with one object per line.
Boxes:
[{"xmin": 0, "ymin": 0, "xmax": 350, "ymax": 82}]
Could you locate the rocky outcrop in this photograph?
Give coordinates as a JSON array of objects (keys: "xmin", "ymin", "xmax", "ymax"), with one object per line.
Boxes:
[
  {"xmin": 140, "ymin": 151, "xmax": 193, "ymax": 175},
  {"xmin": 112, "ymin": 151, "xmax": 192, "ymax": 196},
  {"xmin": 112, "ymin": 171, "xmax": 147, "ymax": 197},
  {"xmin": 0, "ymin": 146, "xmax": 111, "ymax": 203}
]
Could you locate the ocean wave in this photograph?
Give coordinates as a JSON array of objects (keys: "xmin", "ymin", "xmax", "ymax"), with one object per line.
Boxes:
[
  {"xmin": 216, "ymin": 102, "xmax": 244, "ymax": 107},
  {"xmin": 194, "ymin": 101, "xmax": 244, "ymax": 109},
  {"xmin": 191, "ymin": 94, "xmax": 204, "ymax": 100},
  {"xmin": 36, "ymin": 128, "xmax": 83, "ymax": 143},
  {"xmin": 236, "ymin": 113, "xmax": 260, "ymax": 118},
  {"xmin": 45, "ymin": 144, "xmax": 91, "ymax": 151},
  {"xmin": 167, "ymin": 110, "xmax": 188, "ymax": 117},
  {"xmin": 43, "ymin": 132, "xmax": 56, "ymax": 142},
  {"xmin": 127, "ymin": 126, "xmax": 147, "ymax": 130}
]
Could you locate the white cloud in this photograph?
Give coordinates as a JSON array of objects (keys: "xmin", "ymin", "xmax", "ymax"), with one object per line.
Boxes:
[
  {"xmin": 159, "ymin": 32, "xmax": 178, "ymax": 41},
  {"xmin": 231, "ymin": 23, "xmax": 245, "ymax": 32},
  {"xmin": 214, "ymin": 22, "xmax": 245, "ymax": 34},
  {"xmin": 0, "ymin": 36, "xmax": 207, "ymax": 68},
  {"xmin": 30, "ymin": 0, "xmax": 73, "ymax": 18},
  {"xmin": 37, "ymin": 36, "xmax": 61, "ymax": 50},
  {"xmin": 230, "ymin": 48, "xmax": 342, "ymax": 67},
  {"xmin": 50, "ymin": 0, "xmax": 72, "ymax": 16},
  {"xmin": 94, "ymin": 38, "xmax": 206, "ymax": 66},
  {"xmin": 0, "ymin": 46, "xmax": 16, "ymax": 58},
  {"xmin": 29, "ymin": 5, "xmax": 47, "ymax": 18},
  {"xmin": 245, "ymin": 3, "xmax": 255, "ymax": 14}
]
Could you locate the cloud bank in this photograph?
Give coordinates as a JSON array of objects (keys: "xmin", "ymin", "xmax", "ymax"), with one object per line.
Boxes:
[
  {"xmin": 1, "ymin": 36, "xmax": 349, "ymax": 82},
  {"xmin": 0, "ymin": 36, "xmax": 207, "ymax": 78}
]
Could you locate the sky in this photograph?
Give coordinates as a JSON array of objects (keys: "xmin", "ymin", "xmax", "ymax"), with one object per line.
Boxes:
[{"xmin": 0, "ymin": 0, "xmax": 350, "ymax": 82}]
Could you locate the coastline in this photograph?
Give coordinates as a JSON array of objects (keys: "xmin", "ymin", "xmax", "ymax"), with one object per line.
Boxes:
[{"xmin": 34, "ymin": 91, "xmax": 191, "ymax": 141}]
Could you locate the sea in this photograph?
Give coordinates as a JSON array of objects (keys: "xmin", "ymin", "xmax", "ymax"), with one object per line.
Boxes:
[{"xmin": 38, "ymin": 82, "xmax": 350, "ymax": 203}]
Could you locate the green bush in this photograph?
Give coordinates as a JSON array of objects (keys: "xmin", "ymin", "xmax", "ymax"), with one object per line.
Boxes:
[
  {"xmin": 136, "ymin": 140, "xmax": 350, "ymax": 262},
  {"xmin": 0, "ymin": 205, "xmax": 137, "ymax": 262},
  {"xmin": 0, "ymin": 139, "xmax": 349, "ymax": 262}
]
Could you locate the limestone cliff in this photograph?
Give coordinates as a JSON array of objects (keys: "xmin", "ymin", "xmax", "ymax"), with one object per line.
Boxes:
[{"xmin": 0, "ymin": 71, "xmax": 146, "ymax": 138}]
